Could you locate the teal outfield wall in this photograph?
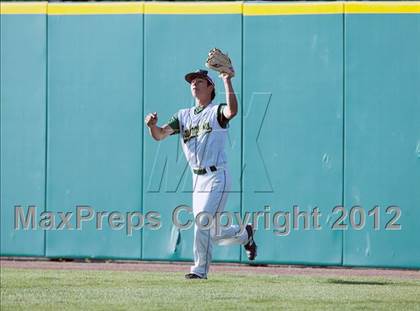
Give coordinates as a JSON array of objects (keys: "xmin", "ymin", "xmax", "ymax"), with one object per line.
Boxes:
[
  {"xmin": 1, "ymin": 13, "xmax": 46, "ymax": 257},
  {"xmin": 1, "ymin": 3, "xmax": 419, "ymax": 269},
  {"xmin": 343, "ymin": 13, "xmax": 420, "ymax": 268},
  {"xmin": 243, "ymin": 14, "xmax": 344, "ymax": 266},
  {"xmin": 46, "ymin": 14, "xmax": 143, "ymax": 259}
]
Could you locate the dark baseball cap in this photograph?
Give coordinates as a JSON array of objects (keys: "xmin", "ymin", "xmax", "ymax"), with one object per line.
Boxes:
[
  {"xmin": 185, "ymin": 69, "xmax": 216, "ymax": 100},
  {"xmin": 185, "ymin": 69, "xmax": 215, "ymax": 86}
]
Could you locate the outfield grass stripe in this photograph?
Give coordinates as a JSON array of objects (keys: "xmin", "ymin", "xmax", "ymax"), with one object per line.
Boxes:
[{"xmin": 1, "ymin": 267, "xmax": 420, "ymax": 311}]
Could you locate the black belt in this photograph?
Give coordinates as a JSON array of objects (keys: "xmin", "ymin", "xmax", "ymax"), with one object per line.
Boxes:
[{"xmin": 193, "ymin": 166, "xmax": 217, "ymax": 175}]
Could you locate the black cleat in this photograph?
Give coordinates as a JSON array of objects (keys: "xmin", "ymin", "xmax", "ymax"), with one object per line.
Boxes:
[
  {"xmin": 185, "ymin": 273, "xmax": 205, "ymax": 279},
  {"xmin": 244, "ymin": 224, "xmax": 257, "ymax": 260}
]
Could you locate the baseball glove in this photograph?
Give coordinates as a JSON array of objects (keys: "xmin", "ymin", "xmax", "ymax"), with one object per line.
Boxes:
[{"xmin": 205, "ymin": 48, "xmax": 235, "ymax": 77}]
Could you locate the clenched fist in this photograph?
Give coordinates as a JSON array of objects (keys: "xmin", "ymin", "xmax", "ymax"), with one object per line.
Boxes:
[{"xmin": 145, "ymin": 112, "xmax": 158, "ymax": 128}]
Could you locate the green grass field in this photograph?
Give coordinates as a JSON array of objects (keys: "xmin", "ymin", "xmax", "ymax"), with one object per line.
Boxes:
[{"xmin": 1, "ymin": 267, "xmax": 420, "ymax": 310}]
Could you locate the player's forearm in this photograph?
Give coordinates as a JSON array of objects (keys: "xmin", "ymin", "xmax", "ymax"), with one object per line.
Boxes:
[
  {"xmin": 223, "ymin": 78, "xmax": 238, "ymax": 119},
  {"xmin": 148, "ymin": 125, "xmax": 165, "ymax": 141}
]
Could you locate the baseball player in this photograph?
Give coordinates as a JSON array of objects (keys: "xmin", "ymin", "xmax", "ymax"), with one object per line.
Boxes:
[{"xmin": 145, "ymin": 68, "xmax": 257, "ymax": 280}]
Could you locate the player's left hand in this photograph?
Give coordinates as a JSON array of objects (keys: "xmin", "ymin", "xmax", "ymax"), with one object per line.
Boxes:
[
  {"xmin": 206, "ymin": 48, "xmax": 235, "ymax": 78},
  {"xmin": 220, "ymin": 72, "xmax": 233, "ymax": 81}
]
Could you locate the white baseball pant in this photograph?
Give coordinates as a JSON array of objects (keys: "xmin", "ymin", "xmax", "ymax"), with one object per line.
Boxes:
[{"xmin": 190, "ymin": 167, "xmax": 248, "ymax": 278}]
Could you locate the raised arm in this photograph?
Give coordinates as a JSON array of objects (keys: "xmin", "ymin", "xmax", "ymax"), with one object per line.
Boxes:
[
  {"xmin": 220, "ymin": 73, "xmax": 238, "ymax": 120},
  {"xmin": 145, "ymin": 112, "xmax": 174, "ymax": 141}
]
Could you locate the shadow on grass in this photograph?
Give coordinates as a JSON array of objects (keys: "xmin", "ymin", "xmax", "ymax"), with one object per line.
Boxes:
[{"xmin": 327, "ymin": 279, "xmax": 391, "ymax": 286}]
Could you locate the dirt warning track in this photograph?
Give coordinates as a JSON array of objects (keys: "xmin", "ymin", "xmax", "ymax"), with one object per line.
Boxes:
[{"xmin": 1, "ymin": 257, "xmax": 419, "ymax": 280}]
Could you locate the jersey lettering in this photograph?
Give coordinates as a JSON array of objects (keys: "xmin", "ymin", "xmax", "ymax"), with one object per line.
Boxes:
[{"xmin": 182, "ymin": 122, "xmax": 212, "ymax": 143}]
